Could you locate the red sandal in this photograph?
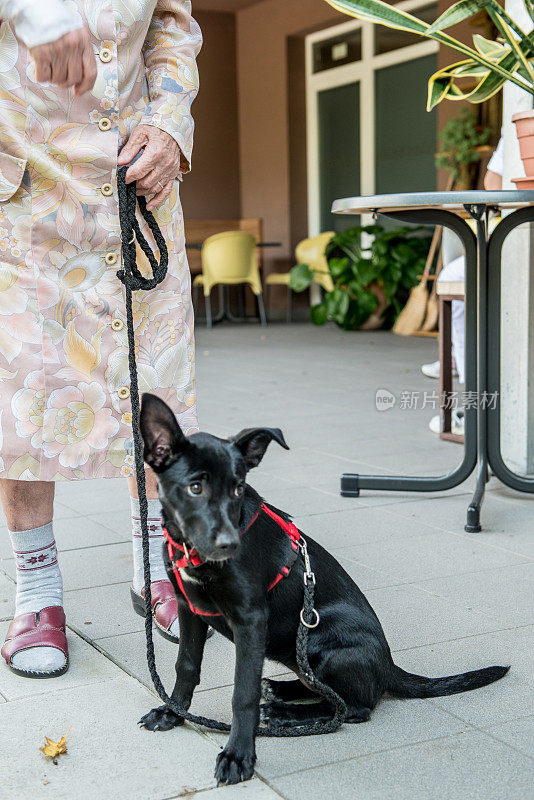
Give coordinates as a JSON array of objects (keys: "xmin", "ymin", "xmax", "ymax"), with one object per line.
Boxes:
[
  {"xmin": 131, "ymin": 580, "xmax": 182, "ymax": 643},
  {"xmin": 1, "ymin": 606, "xmax": 69, "ymax": 678},
  {"xmin": 131, "ymin": 580, "xmax": 213, "ymax": 644}
]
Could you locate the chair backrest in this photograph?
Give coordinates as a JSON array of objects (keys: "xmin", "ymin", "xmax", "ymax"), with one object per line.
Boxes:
[
  {"xmin": 201, "ymin": 231, "xmax": 262, "ymax": 294},
  {"xmin": 185, "ymin": 218, "xmax": 263, "ymax": 274},
  {"xmin": 295, "ymin": 232, "xmax": 335, "ymax": 292}
]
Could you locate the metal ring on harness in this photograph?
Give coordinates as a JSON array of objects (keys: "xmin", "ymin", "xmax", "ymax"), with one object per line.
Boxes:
[{"xmin": 300, "ymin": 608, "xmax": 320, "ymax": 629}]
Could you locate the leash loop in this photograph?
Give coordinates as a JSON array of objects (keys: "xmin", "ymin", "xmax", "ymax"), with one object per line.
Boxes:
[
  {"xmin": 119, "ymin": 166, "xmax": 346, "ymax": 737},
  {"xmin": 300, "ymin": 607, "xmax": 320, "ymax": 629}
]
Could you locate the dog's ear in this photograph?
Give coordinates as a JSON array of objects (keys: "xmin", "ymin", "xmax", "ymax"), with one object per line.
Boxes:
[
  {"xmin": 231, "ymin": 428, "xmax": 289, "ymax": 470},
  {"xmin": 139, "ymin": 393, "xmax": 187, "ymax": 472}
]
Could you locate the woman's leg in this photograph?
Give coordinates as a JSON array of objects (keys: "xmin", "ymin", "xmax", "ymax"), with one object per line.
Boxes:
[
  {"xmin": 0, "ymin": 479, "xmax": 54, "ymax": 531},
  {"xmin": 0, "ymin": 479, "xmax": 67, "ymax": 675},
  {"xmin": 126, "ymin": 464, "xmax": 159, "ymax": 501},
  {"xmin": 126, "ymin": 467, "xmax": 180, "ymax": 639}
]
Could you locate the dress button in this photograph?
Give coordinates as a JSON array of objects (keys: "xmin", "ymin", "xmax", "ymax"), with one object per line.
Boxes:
[
  {"xmin": 105, "ymin": 252, "xmax": 117, "ymax": 265},
  {"xmin": 100, "ymin": 47, "xmax": 112, "ymax": 63},
  {"xmin": 118, "ymin": 386, "xmax": 130, "ymax": 400},
  {"xmin": 101, "ymin": 183, "xmax": 113, "ymax": 196},
  {"xmin": 111, "ymin": 318, "xmax": 123, "ymax": 331},
  {"xmin": 99, "ymin": 117, "xmax": 112, "ymax": 131}
]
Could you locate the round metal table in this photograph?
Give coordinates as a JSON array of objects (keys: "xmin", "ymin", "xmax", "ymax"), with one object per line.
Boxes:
[{"xmin": 332, "ymin": 191, "xmax": 534, "ymax": 532}]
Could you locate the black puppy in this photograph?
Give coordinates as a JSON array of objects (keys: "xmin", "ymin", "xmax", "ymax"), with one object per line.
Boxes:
[{"xmin": 138, "ymin": 393, "xmax": 508, "ymax": 786}]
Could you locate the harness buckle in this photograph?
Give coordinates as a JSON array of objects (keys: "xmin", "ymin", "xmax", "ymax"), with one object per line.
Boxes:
[{"xmin": 182, "ymin": 542, "xmax": 190, "ymax": 561}]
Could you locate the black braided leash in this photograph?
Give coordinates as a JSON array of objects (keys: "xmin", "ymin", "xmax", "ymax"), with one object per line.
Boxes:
[{"xmin": 116, "ymin": 165, "xmax": 346, "ymax": 737}]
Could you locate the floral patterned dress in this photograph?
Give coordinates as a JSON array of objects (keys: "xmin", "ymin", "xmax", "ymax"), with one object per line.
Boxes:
[{"xmin": 0, "ymin": 1, "xmax": 201, "ymax": 481}]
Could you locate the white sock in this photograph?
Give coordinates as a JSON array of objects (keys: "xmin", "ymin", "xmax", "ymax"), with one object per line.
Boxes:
[
  {"xmin": 131, "ymin": 497, "xmax": 170, "ymax": 592},
  {"xmin": 8, "ymin": 522, "xmax": 66, "ymax": 674},
  {"xmin": 131, "ymin": 498, "xmax": 179, "ymax": 637}
]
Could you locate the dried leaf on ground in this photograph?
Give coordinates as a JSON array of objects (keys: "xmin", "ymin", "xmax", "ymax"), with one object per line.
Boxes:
[{"xmin": 39, "ymin": 731, "xmax": 69, "ymax": 759}]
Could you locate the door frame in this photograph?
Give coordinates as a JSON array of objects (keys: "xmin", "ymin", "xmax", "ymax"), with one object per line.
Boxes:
[{"xmin": 306, "ymin": 0, "xmax": 438, "ymax": 236}]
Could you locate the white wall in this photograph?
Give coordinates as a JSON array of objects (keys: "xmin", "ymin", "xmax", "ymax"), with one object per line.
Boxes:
[{"xmin": 501, "ymin": 0, "xmax": 534, "ymax": 475}]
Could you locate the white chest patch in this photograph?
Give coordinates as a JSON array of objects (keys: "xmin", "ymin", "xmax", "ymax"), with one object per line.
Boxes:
[{"xmin": 179, "ymin": 568, "xmax": 201, "ymax": 584}]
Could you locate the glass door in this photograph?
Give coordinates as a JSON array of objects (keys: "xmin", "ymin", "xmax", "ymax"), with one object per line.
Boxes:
[
  {"xmin": 306, "ymin": 2, "xmax": 439, "ymax": 235},
  {"xmin": 375, "ymin": 53, "xmax": 437, "ymax": 195},
  {"xmin": 318, "ymin": 82, "xmax": 360, "ymax": 233}
]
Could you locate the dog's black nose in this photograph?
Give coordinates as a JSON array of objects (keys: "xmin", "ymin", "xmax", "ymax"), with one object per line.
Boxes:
[{"xmin": 213, "ymin": 531, "xmax": 240, "ymax": 558}]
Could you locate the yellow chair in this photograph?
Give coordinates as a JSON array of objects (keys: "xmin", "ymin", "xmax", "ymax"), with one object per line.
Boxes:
[
  {"xmin": 193, "ymin": 231, "xmax": 266, "ymax": 328},
  {"xmin": 266, "ymin": 232, "xmax": 335, "ymax": 322}
]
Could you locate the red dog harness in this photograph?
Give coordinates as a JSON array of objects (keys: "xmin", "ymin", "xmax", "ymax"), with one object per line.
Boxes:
[{"xmin": 163, "ymin": 504, "xmax": 301, "ymax": 617}]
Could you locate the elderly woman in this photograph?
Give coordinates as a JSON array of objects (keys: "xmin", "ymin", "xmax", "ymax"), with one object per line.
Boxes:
[{"xmin": 0, "ymin": 0, "xmax": 201, "ymax": 677}]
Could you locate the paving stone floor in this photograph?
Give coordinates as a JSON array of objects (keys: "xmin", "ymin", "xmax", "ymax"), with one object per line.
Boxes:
[{"xmin": 1, "ymin": 325, "xmax": 532, "ymax": 800}]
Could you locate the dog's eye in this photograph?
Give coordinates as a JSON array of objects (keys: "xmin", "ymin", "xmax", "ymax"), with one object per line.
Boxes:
[
  {"xmin": 188, "ymin": 482, "xmax": 203, "ymax": 496},
  {"xmin": 234, "ymin": 484, "xmax": 244, "ymax": 497}
]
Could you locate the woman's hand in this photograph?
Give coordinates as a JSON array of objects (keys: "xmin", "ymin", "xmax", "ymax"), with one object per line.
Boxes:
[
  {"xmin": 30, "ymin": 27, "xmax": 97, "ymax": 97},
  {"xmin": 117, "ymin": 125, "xmax": 184, "ymax": 211}
]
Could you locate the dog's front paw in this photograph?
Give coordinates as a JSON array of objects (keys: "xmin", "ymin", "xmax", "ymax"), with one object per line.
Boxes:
[
  {"xmin": 138, "ymin": 705, "xmax": 184, "ymax": 731},
  {"xmin": 215, "ymin": 748, "xmax": 256, "ymax": 785}
]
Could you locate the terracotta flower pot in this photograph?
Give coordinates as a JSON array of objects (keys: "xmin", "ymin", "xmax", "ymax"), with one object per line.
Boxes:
[
  {"xmin": 510, "ymin": 176, "xmax": 534, "ymax": 190},
  {"xmin": 512, "ymin": 110, "xmax": 534, "ymax": 187}
]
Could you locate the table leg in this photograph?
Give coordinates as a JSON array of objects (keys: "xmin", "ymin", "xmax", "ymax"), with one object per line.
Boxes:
[
  {"xmin": 439, "ymin": 296, "xmax": 453, "ymax": 436},
  {"xmin": 487, "ymin": 207, "xmax": 534, "ymax": 493},
  {"xmin": 464, "ymin": 207, "xmax": 489, "ymax": 532},
  {"xmin": 340, "ymin": 208, "xmax": 478, "ymax": 498}
]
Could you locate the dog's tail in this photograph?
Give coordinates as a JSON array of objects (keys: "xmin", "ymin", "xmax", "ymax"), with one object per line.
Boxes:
[{"xmin": 387, "ymin": 663, "xmax": 509, "ymax": 699}]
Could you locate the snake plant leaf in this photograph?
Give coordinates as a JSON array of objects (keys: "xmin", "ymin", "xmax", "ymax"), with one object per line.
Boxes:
[
  {"xmin": 426, "ymin": 0, "xmax": 489, "ymax": 34},
  {"xmin": 525, "ymin": 0, "xmax": 534, "ymax": 24},
  {"xmin": 327, "ymin": 0, "xmax": 534, "ymax": 96},
  {"xmin": 429, "ymin": 69, "xmax": 507, "ymax": 107},
  {"xmin": 427, "ymin": 76, "xmax": 452, "ymax": 111},
  {"xmin": 472, "ymin": 34, "xmax": 509, "ymax": 57},
  {"xmin": 452, "ymin": 63, "xmax": 492, "ymax": 77},
  {"xmin": 487, "ymin": 9, "xmax": 534, "ymax": 84},
  {"xmin": 460, "ymin": 45, "xmax": 521, "ymax": 101},
  {"xmin": 324, "ymin": 0, "xmax": 427, "ymax": 33},
  {"xmin": 427, "ymin": 45, "xmax": 522, "ymax": 109},
  {"xmin": 441, "ymin": 58, "xmax": 493, "ymax": 77},
  {"xmin": 449, "ymin": 83, "xmax": 468, "ymax": 98},
  {"xmin": 427, "ymin": 61, "xmax": 482, "ymax": 109}
]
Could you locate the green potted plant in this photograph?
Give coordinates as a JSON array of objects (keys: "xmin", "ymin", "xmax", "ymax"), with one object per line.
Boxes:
[
  {"xmin": 289, "ymin": 225, "xmax": 431, "ymax": 331},
  {"xmin": 436, "ymin": 108, "xmax": 492, "ymax": 189},
  {"xmin": 325, "ymin": 0, "xmax": 534, "ymax": 185}
]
